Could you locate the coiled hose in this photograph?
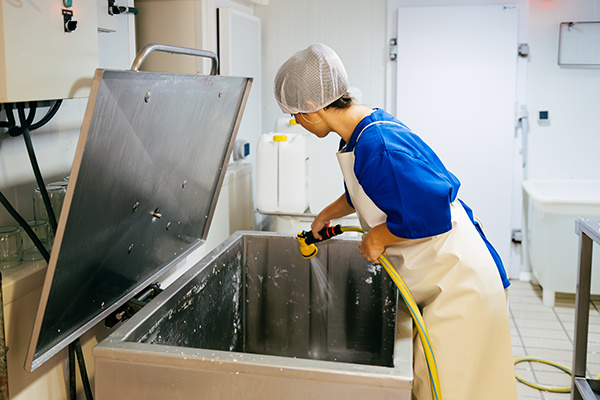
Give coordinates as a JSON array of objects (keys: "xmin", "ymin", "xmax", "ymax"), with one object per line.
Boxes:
[
  {"xmin": 298, "ymin": 225, "xmax": 442, "ymax": 400},
  {"xmin": 514, "ymin": 356, "xmax": 600, "ymax": 393}
]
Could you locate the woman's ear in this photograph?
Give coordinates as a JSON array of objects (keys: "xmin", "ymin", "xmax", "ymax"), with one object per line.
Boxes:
[
  {"xmin": 299, "ymin": 112, "xmax": 321, "ymax": 124},
  {"xmin": 303, "ymin": 100, "xmax": 318, "ymax": 113}
]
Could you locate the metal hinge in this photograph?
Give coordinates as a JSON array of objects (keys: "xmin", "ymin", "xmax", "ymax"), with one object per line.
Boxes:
[
  {"xmin": 511, "ymin": 229, "xmax": 523, "ymax": 244},
  {"xmin": 518, "ymin": 43, "xmax": 529, "ymax": 58},
  {"xmin": 104, "ymin": 283, "xmax": 163, "ymax": 328},
  {"xmin": 389, "ymin": 38, "xmax": 398, "ymax": 61}
]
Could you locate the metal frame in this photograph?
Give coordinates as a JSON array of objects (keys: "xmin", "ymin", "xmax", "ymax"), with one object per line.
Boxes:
[
  {"xmin": 571, "ymin": 218, "xmax": 600, "ymax": 399},
  {"xmin": 558, "ymin": 21, "xmax": 600, "ymax": 67}
]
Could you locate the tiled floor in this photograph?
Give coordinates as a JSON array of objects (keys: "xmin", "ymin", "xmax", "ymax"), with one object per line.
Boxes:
[{"xmin": 509, "ymin": 279, "xmax": 600, "ymax": 399}]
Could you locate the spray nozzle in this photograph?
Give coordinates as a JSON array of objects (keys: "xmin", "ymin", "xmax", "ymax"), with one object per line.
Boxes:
[
  {"xmin": 297, "ymin": 236, "xmax": 318, "ymax": 259},
  {"xmin": 297, "ymin": 225, "xmax": 343, "ymax": 259}
]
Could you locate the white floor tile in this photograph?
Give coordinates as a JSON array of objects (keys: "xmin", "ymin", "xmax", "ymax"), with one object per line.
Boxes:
[{"xmin": 507, "ymin": 280, "xmax": 600, "ymax": 399}]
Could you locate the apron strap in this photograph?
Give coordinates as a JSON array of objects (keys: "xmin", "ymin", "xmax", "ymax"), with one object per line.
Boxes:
[
  {"xmin": 356, "ymin": 121, "xmax": 403, "ymax": 143},
  {"xmin": 341, "ymin": 120, "xmax": 404, "ymax": 152}
]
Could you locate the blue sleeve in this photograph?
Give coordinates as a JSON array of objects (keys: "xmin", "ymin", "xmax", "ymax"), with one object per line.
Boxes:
[
  {"xmin": 356, "ymin": 149, "xmax": 454, "ymax": 239},
  {"xmin": 343, "ymin": 182, "xmax": 354, "ymax": 209},
  {"xmin": 339, "ymin": 139, "xmax": 354, "ymax": 209}
]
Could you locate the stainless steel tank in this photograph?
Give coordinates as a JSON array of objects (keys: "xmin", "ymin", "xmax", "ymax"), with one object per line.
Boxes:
[
  {"xmin": 94, "ymin": 231, "xmax": 412, "ymax": 400},
  {"xmin": 22, "ymin": 43, "xmax": 412, "ymax": 398}
]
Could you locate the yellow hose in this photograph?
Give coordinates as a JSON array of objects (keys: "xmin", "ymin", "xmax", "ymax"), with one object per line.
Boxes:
[
  {"xmin": 338, "ymin": 226, "xmax": 594, "ymax": 397},
  {"xmin": 340, "ymin": 226, "xmax": 442, "ymax": 400},
  {"xmin": 513, "ymin": 356, "xmax": 600, "ymax": 393},
  {"xmin": 513, "ymin": 357, "xmax": 571, "ymax": 393}
]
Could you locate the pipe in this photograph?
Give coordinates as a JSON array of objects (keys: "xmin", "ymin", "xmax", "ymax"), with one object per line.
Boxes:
[
  {"xmin": 74, "ymin": 339, "xmax": 93, "ymax": 400},
  {"xmin": 68, "ymin": 344, "xmax": 76, "ymax": 400},
  {"xmin": 0, "ymin": 191, "xmax": 50, "ymax": 263},
  {"xmin": 17, "ymin": 104, "xmax": 58, "ymax": 234},
  {"xmin": 0, "ymin": 100, "xmax": 62, "ymax": 260},
  {"xmin": 25, "ymin": 102, "xmax": 37, "ymax": 127},
  {"xmin": 297, "ymin": 225, "xmax": 442, "ymax": 400},
  {"xmin": 0, "ymin": 273, "xmax": 8, "ymax": 400},
  {"xmin": 30, "ymin": 100, "xmax": 62, "ymax": 131}
]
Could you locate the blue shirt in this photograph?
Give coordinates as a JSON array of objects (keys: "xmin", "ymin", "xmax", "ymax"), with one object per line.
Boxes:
[{"xmin": 340, "ymin": 109, "xmax": 510, "ymax": 289}]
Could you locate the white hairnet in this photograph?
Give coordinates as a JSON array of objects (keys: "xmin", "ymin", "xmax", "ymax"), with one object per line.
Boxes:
[{"xmin": 274, "ymin": 43, "xmax": 349, "ymax": 114}]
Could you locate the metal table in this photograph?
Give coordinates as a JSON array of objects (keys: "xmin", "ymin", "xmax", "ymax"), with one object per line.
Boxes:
[{"xmin": 572, "ymin": 218, "xmax": 600, "ymax": 400}]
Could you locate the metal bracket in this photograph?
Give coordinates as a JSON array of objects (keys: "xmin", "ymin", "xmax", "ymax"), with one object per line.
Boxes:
[
  {"xmin": 389, "ymin": 38, "xmax": 398, "ymax": 61},
  {"xmin": 104, "ymin": 283, "xmax": 163, "ymax": 328}
]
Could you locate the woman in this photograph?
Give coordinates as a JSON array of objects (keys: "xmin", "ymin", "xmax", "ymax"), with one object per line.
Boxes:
[{"xmin": 274, "ymin": 43, "xmax": 517, "ymax": 400}]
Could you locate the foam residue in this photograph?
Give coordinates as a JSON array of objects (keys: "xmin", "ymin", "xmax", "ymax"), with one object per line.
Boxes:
[{"xmin": 137, "ymin": 250, "xmax": 243, "ymax": 352}]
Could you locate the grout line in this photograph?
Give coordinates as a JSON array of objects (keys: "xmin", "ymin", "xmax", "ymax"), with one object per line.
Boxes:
[
  {"xmin": 519, "ymin": 285, "xmax": 600, "ymax": 396},
  {"xmin": 510, "ymin": 282, "xmax": 577, "ymax": 399},
  {"xmin": 508, "ymin": 282, "xmax": 600, "ymax": 398},
  {"xmin": 549, "ymin": 303, "xmax": 584, "ymax": 387},
  {"xmin": 509, "ymin": 299, "xmax": 545, "ymax": 399}
]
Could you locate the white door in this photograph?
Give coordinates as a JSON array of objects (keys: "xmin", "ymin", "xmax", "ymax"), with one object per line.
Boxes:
[
  {"xmin": 395, "ymin": 5, "xmax": 518, "ymax": 274},
  {"xmin": 218, "ymin": 7, "xmax": 261, "ymax": 174}
]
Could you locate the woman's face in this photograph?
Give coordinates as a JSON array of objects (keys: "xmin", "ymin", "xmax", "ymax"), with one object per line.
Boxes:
[{"xmin": 293, "ymin": 113, "xmax": 330, "ymax": 138}]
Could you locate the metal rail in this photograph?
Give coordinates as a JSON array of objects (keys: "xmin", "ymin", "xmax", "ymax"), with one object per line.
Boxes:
[
  {"xmin": 130, "ymin": 43, "xmax": 219, "ymax": 75},
  {"xmin": 572, "ymin": 218, "xmax": 600, "ymax": 400}
]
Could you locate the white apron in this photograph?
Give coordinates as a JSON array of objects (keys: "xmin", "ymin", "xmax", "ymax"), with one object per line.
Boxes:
[{"xmin": 336, "ymin": 122, "xmax": 517, "ymax": 400}]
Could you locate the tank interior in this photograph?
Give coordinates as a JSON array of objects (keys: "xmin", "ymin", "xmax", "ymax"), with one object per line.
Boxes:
[{"xmin": 122, "ymin": 232, "xmax": 398, "ymax": 367}]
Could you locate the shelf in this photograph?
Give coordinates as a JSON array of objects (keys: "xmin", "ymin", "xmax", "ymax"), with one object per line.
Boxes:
[{"xmin": 1, "ymin": 260, "xmax": 47, "ymax": 305}]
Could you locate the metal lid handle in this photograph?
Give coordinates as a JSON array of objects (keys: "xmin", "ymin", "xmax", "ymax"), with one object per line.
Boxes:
[{"xmin": 131, "ymin": 43, "xmax": 219, "ymax": 75}]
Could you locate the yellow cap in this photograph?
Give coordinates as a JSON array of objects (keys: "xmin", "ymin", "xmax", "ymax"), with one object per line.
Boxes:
[
  {"xmin": 273, "ymin": 135, "xmax": 287, "ymax": 142},
  {"xmin": 289, "ymin": 119, "xmax": 297, "ymax": 125}
]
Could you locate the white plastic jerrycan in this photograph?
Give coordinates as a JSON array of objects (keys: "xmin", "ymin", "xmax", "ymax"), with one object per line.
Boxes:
[{"xmin": 256, "ymin": 133, "xmax": 308, "ymax": 214}]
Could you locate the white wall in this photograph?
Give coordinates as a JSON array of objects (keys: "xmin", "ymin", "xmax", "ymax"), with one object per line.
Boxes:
[
  {"xmin": 134, "ymin": 0, "xmax": 253, "ymax": 74},
  {"xmin": 0, "ymin": 3, "xmax": 137, "ymax": 227},
  {"xmin": 255, "ymin": 0, "xmax": 387, "ymax": 134},
  {"xmin": 526, "ymin": 0, "xmax": 600, "ymax": 180},
  {"xmin": 0, "ymin": 5, "xmax": 137, "ymax": 399},
  {"xmin": 0, "ymin": 101, "xmax": 85, "ymax": 226}
]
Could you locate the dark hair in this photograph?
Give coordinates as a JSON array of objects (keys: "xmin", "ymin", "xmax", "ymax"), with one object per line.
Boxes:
[{"xmin": 325, "ymin": 92, "xmax": 354, "ymax": 109}]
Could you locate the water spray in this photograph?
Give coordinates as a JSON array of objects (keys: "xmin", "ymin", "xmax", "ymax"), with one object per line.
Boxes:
[{"xmin": 297, "ymin": 224, "xmax": 442, "ymax": 400}]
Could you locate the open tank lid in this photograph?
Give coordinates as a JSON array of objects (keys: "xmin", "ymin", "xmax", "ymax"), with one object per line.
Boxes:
[{"xmin": 25, "ymin": 59, "xmax": 252, "ymax": 371}]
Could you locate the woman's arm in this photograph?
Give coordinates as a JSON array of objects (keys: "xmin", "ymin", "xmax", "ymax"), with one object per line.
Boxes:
[
  {"xmin": 360, "ymin": 223, "xmax": 408, "ymax": 263},
  {"xmin": 311, "ymin": 194, "xmax": 355, "ymax": 239}
]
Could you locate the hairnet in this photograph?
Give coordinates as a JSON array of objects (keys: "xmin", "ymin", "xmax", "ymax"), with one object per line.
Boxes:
[{"xmin": 273, "ymin": 43, "xmax": 349, "ymax": 114}]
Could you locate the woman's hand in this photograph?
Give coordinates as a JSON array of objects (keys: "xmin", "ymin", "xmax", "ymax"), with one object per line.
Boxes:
[
  {"xmin": 359, "ymin": 230, "xmax": 386, "ymax": 263},
  {"xmin": 311, "ymin": 216, "xmax": 331, "ymax": 240},
  {"xmin": 359, "ymin": 223, "xmax": 407, "ymax": 263},
  {"xmin": 311, "ymin": 194, "xmax": 355, "ymax": 240}
]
